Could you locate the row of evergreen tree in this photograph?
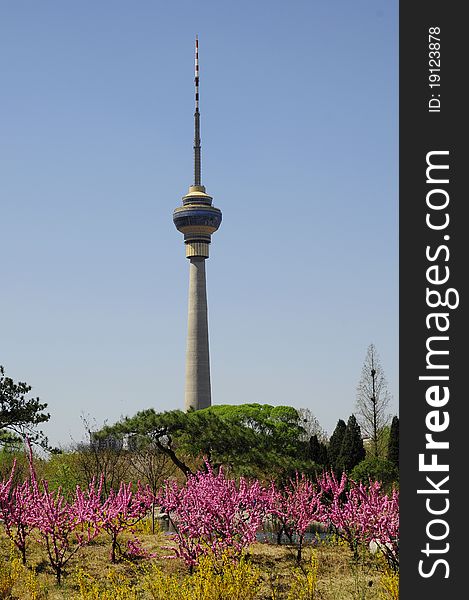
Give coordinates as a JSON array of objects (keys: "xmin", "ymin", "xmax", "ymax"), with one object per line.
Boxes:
[{"xmin": 308, "ymin": 414, "xmax": 399, "ymax": 478}]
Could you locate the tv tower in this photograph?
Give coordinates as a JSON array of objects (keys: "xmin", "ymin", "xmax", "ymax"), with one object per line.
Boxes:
[{"xmin": 173, "ymin": 37, "xmax": 222, "ymax": 411}]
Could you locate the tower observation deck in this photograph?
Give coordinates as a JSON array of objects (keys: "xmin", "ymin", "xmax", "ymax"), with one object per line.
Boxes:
[{"xmin": 173, "ymin": 37, "xmax": 222, "ymax": 411}]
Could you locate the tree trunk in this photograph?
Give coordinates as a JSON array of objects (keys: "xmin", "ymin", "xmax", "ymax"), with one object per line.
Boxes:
[
  {"xmin": 276, "ymin": 527, "xmax": 283, "ymax": 545},
  {"xmin": 111, "ymin": 535, "xmax": 118, "ymax": 563},
  {"xmin": 297, "ymin": 535, "xmax": 304, "ymax": 564}
]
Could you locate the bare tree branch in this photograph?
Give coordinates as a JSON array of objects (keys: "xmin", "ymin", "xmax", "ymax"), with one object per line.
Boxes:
[{"xmin": 355, "ymin": 344, "xmax": 391, "ymax": 457}]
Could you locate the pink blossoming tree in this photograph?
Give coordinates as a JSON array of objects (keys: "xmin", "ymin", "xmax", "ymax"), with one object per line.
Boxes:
[
  {"xmin": 99, "ymin": 480, "xmax": 153, "ymax": 563},
  {"xmin": 157, "ymin": 462, "xmax": 268, "ymax": 568},
  {"xmin": 0, "ymin": 460, "xmax": 35, "ymax": 564},
  {"xmin": 318, "ymin": 471, "xmax": 399, "ymax": 568},
  {"xmin": 267, "ymin": 473, "xmax": 324, "ymax": 562},
  {"xmin": 28, "ymin": 470, "xmax": 103, "ymax": 584}
]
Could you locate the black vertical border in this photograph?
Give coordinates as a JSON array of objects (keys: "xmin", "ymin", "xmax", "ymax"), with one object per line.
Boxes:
[{"xmin": 400, "ymin": 2, "xmax": 466, "ymax": 597}]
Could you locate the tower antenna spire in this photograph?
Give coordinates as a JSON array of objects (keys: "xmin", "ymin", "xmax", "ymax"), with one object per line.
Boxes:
[{"xmin": 194, "ymin": 35, "xmax": 201, "ymax": 186}]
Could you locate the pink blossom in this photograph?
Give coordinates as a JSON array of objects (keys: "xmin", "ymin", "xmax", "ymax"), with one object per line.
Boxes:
[
  {"xmin": 99, "ymin": 481, "xmax": 153, "ymax": 562},
  {"xmin": 157, "ymin": 462, "xmax": 268, "ymax": 567},
  {"xmin": 318, "ymin": 471, "xmax": 399, "ymax": 568},
  {"xmin": 0, "ymin": 460, "xmax": 35, "ymax": 564},
  {"xmin": 267, "ymin": 473, "xmax": 323, "ymax": 562}
]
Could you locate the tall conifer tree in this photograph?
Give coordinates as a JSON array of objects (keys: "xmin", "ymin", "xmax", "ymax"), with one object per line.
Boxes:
[
  {"xmin": 339, "ymin": 414, "xmax": 365, "ymax": 473},
  {"xmin": 328, "ymin": 419, "xmax": 346, "ymax": 472}
]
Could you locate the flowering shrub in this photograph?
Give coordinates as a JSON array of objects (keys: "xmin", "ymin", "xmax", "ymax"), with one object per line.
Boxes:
[
  {"xmin": 28, "ymin": 474, "xmax": 103, "ymax": 584},
  {"xmin": 1, "ymin": 442, "xmax": 399, "ymax": 589},
  {"xmin": 76, "ymin": 568, "xmax": 139, "ymax": 600},
  {"xmin": 353, "ymin": 480, "xmax": 399, "ymax": 570},
  {"xmin": 0, "ymin": 441, "xmax": 156, "ymax": 581},
  {"xmin": 0, "ymin": 547, "xmax": 21, "ymax": 599},
  {"xmin": 318, "ymin": 471, "xmax": 399, "ymax": 568},
  {"xmin": 379, "ymin": 567, "xmax": 399, "ymax": 600},
  {"xmin": 0, "ymin": 461, "xmax": 35, "ymax": 564},
  {"xmin": 267, "ymin": 474, "xmax": 323, "ymax": 562},
  {"xmin": 99, "ymin": 481, "xmax": 153, "ymax": 562},
  {"xmin": 286, "ymin": 552, "xmax": 319, "ymax": 600},
  {"xmin": 318, "ymin": 471, "xmax": 362, "ymax": 557},
  {"xmin": 144, "ymin": 551, "xmax": 262, "ymax": 600},
  {"xmin": 157, "ymin": 463, "xmax": 268, "ymax": 567}
]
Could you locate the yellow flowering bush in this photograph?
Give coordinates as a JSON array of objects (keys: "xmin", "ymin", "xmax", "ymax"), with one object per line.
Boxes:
[
  {"xmin": 379, "ymin": 568, "xmax": 399, "ymax": 600},
  {"xmin": 144, "ymin": 551, "xmax": 262, "ymax": 600},
  {"xmin": 76, "ymin": 568, "xmax": 138, "ymax": 600},
  {"xmin": 0, "ymin": 554, "xmax": 21, "ymax": 599},
  {"xmin": 287, "ymin": 552, "xmax": 319, "ymax": 600}
]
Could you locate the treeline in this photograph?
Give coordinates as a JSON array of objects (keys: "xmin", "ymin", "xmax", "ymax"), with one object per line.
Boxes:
[
  {"xmin": 1, "ymin": 363, "xmax": 399, "ymax": 493},
  {"xmin": 3, "ymin": 404, "xmax": 398, "ymax": 496},
  {"xmin": 98, "ymin": 403, "xmax": 399, "ymax": 484}
]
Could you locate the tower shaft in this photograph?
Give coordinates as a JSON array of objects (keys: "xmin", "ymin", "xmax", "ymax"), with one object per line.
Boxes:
[{"xmin": 185, "ymin": 257, "xmax": 211, "ymax": 410}]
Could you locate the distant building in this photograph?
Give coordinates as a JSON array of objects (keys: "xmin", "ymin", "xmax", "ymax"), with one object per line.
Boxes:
[{"xmin": 89, "ymin": 431, "xmax": 123, "ymax": 452}]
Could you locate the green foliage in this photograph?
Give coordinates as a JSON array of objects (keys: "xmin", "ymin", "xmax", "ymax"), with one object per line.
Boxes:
[
  {"xmin": 366, "ymin": 426, "xmax": 390, "ymax": 459},
  {"xmin": 0, "ymin": 366, "xmax": 50, "ymax": 449},
  {"xmin": 0, "ymin": 448, "xmax": 28, "ymax": 483},
  {"xmin": 350, "ymin": 456, "xmax": 398, "ymax": 488},
  {"xmin": 207, "ymin": 404, "xmax": 308, "ymax": 475},
  {"xmin": 43, "ymin": 452, "xmax": 87, "ymax": 498},
  {"xmin": 0, "ymin": 430, "xmax": 23, "ymax": 450},
  {"xmin": 387, "ymin": 416, "xmax": 399, "ymax": 470},
  {"xmin": 101, "ymin": 404, "xmax": 316, "ymax": 481},
  {"xmin": 308, "ymin": 435, "xmax": 328, "ymax": 467},
  {"xmin": 327, "ymin": 419, "xmax": 346, "ymax": 472},
  {"xmin": 338, "ymin": 415, "xmax": 365, "ymax": 473}
]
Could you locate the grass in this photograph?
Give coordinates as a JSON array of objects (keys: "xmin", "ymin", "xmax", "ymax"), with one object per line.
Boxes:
[{"xmin": 0, "ymin": 525, "xmax": 396, "ymax": 599}]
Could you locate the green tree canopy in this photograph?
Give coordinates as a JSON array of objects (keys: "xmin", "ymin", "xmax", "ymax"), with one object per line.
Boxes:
[
  {"xmin": 350, "ymin": 456, "xmax": 398, "ymax": 490},
  {"xmin": 100, "ymin": 404, "xmax": 316, "ymax": 480},
  {"xmin": 0, "ymin": 366, "xmax": 50, "ymax": 448}
]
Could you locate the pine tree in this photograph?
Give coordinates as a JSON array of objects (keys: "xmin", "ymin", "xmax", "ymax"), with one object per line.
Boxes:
[
  {"xmin": 338, "ymin": 414, "xmax": 365, "ymax": 473},
  {"xmin": 387, "ymin": 415, "xmax": 399, "ymax": 469},
  {"xmin": 0, "ymin": 365, "xmax": 50, "ymax": 449},
  {"xmin": 328, "ymin": 419, "xmax": 346, "ymax": 472}
]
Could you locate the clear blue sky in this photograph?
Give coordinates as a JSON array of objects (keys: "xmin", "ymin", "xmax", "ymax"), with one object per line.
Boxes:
[{"xmin": 1, "ymin": 0, "xmax": 398, "ymax": 447}]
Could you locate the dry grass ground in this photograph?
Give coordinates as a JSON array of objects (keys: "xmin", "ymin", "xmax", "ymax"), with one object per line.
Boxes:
[{"xmin": 0, "ymin": 526, "xmax": 395, "ymax": 599}]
